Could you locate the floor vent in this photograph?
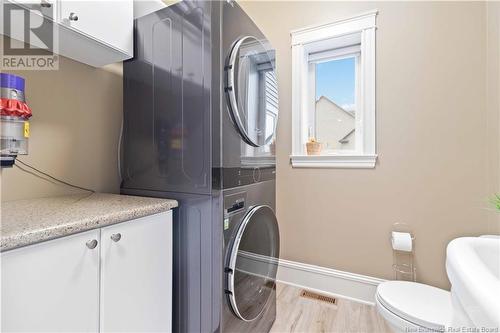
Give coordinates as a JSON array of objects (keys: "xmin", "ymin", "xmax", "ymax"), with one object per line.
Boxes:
[{"xmin": 300, "ymin": 290, "xmax": 337, "ymax": 305}]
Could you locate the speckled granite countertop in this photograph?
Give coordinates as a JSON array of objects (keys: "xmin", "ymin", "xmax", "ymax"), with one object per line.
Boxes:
[{"xmin": 1, "ymin": 193, "xmax": 178, "ymax": 252}]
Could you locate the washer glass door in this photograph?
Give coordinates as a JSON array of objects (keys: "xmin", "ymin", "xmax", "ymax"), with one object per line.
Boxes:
[
  {"xmin": 227, "ymin": 205, "xmax": 280, "ymax": 322},
  {"xmin": 226, "ymin": 36, "xmax": 278, "ymax": 147}
]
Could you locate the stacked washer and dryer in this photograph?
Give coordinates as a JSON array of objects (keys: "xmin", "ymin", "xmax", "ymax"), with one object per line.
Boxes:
[{"xmin": 121, "ymin": 1, "xmax": 279, "ymax": 332}]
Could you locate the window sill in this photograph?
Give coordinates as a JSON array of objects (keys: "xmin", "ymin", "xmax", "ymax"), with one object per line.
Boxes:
[{"xmin": 290, "ymin": 154, "xmax": 377, "ymax": 169}]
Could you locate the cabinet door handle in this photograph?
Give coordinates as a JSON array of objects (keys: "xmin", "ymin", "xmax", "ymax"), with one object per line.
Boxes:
[
  {"xmin": 69, "ymin": 12, "xmax": 78, "ymax": 21},
  {"xmin": 86, "ymin": 239, "xmax": 98, "ymax": 249},
  {"xmin": 110, "ymin": 233, "xmax": 122, "ymax": 242}
]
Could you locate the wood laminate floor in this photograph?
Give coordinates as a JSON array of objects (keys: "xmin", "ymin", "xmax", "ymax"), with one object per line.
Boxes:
[{"xmin": 270, "ymin": 283, "xmax": 393, "ymax": 333}]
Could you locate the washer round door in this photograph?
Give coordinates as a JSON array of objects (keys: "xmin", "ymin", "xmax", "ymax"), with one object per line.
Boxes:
[
  {"xmin": 226, "ymin": 205, "xmax": 280, "ymax": 322},
  {"xmin": 225, "ymin": 36, "xmax": 278, "ymax": 147}
]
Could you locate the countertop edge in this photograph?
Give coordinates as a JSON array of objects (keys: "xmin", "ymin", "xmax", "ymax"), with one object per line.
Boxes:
[{"xmin": 1, "ymin": 199, "xmax": 178, "ymax": 252}]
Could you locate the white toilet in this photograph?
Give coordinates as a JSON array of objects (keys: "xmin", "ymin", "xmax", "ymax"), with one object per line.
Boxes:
[{"xmin": 375, "ymin": 280, "xmax": 452, "ymax": 333}]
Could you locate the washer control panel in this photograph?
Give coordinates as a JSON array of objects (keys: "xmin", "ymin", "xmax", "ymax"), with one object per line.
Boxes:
[{"xmin": 224, "ymin": 193, "xmax": 246, "ymax": 217}]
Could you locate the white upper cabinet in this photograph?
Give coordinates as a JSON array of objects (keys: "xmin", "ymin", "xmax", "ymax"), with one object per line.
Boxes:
[
  {"xmin": 1, "ymin": 0, "xmax": 134, "ymax": 67},
  {"xmin": 7, "ymin": 0, "xmax": 56, "ymax": 19},
  {"xmin": 59, "ymin": 0, "xmax": 133, "ymax": 55}
]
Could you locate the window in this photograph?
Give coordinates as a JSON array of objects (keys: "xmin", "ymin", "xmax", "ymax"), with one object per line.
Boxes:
[{"xmin": 290, "ymin": 10, "xmax": 378, "ymax": 168}]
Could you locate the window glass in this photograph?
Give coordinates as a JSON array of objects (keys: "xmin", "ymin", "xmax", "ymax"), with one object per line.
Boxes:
[{"xmin": 314, "ymin": 56, "xmax": 357, "ymax": 151}]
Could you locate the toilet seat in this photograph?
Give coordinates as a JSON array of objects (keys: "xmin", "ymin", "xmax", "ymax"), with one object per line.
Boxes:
[{"xmin": 376, "ymin": 281, "xmax": 451, "ymax": 331}]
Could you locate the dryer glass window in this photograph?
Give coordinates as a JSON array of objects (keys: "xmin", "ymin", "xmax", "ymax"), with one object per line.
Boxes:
[
  {"xmin": 228, "ymin": 205, "xmax": 279, "ymax": 321},
  {"xmin": 226, "ymin": 36, "xmax": 278, "ymax": 147}
]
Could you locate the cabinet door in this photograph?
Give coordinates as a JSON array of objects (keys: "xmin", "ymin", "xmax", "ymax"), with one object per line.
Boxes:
[
  {"xmin": 5, "ymin": 0, "xmax": 56, "ymax": 20},
  {"xmin": 100, "ymin": 211, "xmax": 173, "ymax": 333},
  {"xmin": 1, "ymin": 230, "xmax": 100, "ymax": 332},
  {"xmin": 59, "ymin": 0, "xmax": 133, "ymax": 54}
]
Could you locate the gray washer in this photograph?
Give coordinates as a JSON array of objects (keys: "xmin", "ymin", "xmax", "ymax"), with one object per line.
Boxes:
[{"xmin": 222, "ymin": 180, "xmax": 279, "ymax": 333}]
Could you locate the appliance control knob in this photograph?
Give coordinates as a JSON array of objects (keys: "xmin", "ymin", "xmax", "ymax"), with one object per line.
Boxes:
[
  {"xmin": 86, "ymin": 239, "xmax": 98, "ymax": 249},
  {"xmin": 69, "ymin": 12, "xmax": 78, "ymax": 21}
]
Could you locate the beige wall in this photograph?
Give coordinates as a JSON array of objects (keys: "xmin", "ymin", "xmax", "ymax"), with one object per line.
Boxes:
[
  {"xmin": 1, "ymin": 2, "xmax": 498, "ymax": 290},
  {"xmin": 487, "ymin": 2, "xmax": 500, "ymax": 219},
  {"xmin": 240, "ymin": 1, "xmax": 500, "ymax": 289},
  {"xmin": 0, "ymin": 36, "xmax": 123, "ymax": 202}
]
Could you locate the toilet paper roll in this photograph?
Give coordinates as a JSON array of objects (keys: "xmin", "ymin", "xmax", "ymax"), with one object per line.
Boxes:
[{"xmin": 391, "ymin": 231, "xmax": 413, "ymax": 252}]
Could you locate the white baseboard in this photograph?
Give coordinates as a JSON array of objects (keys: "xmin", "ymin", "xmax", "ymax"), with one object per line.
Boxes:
[
  {"xmin": 236, "ymin": 251, "xmax": 386, "ymax": 306},
  {"xmin": 276, "ymin": 258, "xmax": 386, "ymax": 305}
]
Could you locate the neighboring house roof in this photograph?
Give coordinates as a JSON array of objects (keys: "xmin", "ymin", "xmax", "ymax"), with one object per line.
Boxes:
[{"xmin": 316, "ymin": 96, "xmax": 355, "ymax": 118}]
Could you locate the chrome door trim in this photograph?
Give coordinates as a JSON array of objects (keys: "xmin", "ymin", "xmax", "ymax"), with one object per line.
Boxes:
[
  {"xmin": 226, "ymin": 204, "xmax": 277, "ymax": 322},
  {"xmin": 225, "ymin": 35, "xmax": 262, "ymax": 148}
]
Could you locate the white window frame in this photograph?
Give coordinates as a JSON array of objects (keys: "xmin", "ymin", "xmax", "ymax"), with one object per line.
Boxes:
[{"xmin": 290, "ymin": 10, "xmax": 378, "ymax": 169}]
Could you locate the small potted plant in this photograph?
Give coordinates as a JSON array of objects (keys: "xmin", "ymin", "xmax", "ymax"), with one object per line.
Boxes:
[
  {"xmin": 270, "ymin": 139, "xmax": 276, "ymax": 156},
  {"xmin": 306, "ymin": 137, "xmax": 322, "ymax": 155}
]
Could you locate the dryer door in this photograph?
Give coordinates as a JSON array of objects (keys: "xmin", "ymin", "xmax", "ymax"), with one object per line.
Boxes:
[
  {"xmin": 225, "ymin": 36, "xmax": 278, "ymax": 147},
  {"xmin": 226, "ymin": 205, "xmax": 280, "ymax": 322}
]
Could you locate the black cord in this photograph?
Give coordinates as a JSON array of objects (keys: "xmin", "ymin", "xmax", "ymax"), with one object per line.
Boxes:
[
  {"xmin": 14, "ymin": 164, "xmax": 60, "ymax": 186},
  {"xmin": 15, "ymin": 159, "xmax": 95, "ymax": 193}
]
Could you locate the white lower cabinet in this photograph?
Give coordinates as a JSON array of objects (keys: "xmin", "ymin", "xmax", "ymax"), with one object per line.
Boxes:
[
  {"xmin": 1, "ymin": 229, "xmax": 100, "ymax": 332},
  {"xmin": 1, "ymin": 211, "xmax": 172, "ymax": 333},
  {"xmin": 100, "ymin": 213, "xmax": 172, "ymax": 332}
]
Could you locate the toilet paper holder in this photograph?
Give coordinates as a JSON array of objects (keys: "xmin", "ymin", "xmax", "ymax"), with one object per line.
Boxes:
[{"xmin": 391, "ymin": 223, "xmax": 416, "ymax": 281}]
